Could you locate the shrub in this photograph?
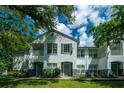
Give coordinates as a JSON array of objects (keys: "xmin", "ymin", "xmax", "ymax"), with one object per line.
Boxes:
[
  {"xmin": 53, "ymin": 68, "xmax": 60, "ymax": 77},
  {"xmin": 42, "ymin": 68, "xmax": 60, "ymax": 78},
  {"xmin": 8, "ymin": 70, "xmax": 28, "ymax": 78}
]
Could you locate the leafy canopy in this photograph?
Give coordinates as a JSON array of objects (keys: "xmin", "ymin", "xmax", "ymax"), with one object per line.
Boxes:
[
  {"xmin": 91, "ymin": 5, "xmax": 124, "ymax": 47},
  {"xmin": 0, "ymin": 5, "xmax": 74, "ymax": 69}
]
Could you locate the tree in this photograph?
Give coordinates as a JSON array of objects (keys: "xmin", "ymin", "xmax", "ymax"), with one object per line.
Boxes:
[
  {"xmin": 0, "ymin": 5, "xmax": 74, "ymax": 70},
  {"xmin": 91, "ymin": 5, "xmax": 124, "ymax": 47},
  {"xmin": 9, "ymin": 6, "xmax": 74, "ymax": 31}
]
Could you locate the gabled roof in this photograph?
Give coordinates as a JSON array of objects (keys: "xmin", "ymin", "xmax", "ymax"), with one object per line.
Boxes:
[{"xmin": 33, "ymin": 30, "xmax": 79, "ymax": 43}]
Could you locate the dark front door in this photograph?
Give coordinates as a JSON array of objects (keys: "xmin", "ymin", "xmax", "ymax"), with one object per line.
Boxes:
[
  {"xmin": 111, "ymin": 62, "xmax": 123, "ymax": 76},
  {"xmin": 34, "ymin": 62, "xmax": 43, "ymax": 77},
  {"xmin": 62, "ymin": 62, "xmax": 72, "ymax": 77},
  {"xmin": 111, "ymin": 63, "xmax": 119, "ymax": 76}
]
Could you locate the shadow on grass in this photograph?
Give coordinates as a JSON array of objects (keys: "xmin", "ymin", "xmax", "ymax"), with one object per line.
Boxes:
[
  {"xmin": 0, "ymin": 77, "xmax": 59, "ymax": 88},
  {"xmin": 75, "ymin": 80, "xmax": 124, "ymax": 88},
  {"xmin": 1, "ymin": 76, "xmax": 124, "ymax": 88},
  {"xmin": 95, "ymin": 81, "xmax": 124, "ymax": 88}
]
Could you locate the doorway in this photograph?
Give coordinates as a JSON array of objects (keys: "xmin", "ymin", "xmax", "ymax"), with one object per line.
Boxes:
[
  {"xmin": 111, "ymin": 62, "xmax": 123, "ymax": 76},
  {"xmin": 61, "ymin": 62, "xmax": 72, "ymax": 77},
  {"xmin": 34, "ymin": 62, "xmax": 43, "ymax": 77}
]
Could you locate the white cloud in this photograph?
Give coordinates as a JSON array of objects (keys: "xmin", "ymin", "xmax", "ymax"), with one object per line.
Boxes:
[
  {"xmin": 56, "ymin": 5, "xmax": 110, "ymax": 47},
  {"xmin": 56, "ymin": 22, "xmax": 72, "ymax": 37},
  {"xmin": 70, "ymin": 5, "xmax": 108, "ymax": 28},
  {"xmin": 79, "ymin": 31, "xmax": 88, "ymax": 47},
  {"xmin": 86, "ymin": 36, "xmax": 95, "ymax": 47},
  {"xmin": 79, "ymin": 32, "xmax": 95, "ymax": 47},
  {"xmin": 78, "ymin": 27, "xmax": 87, "ymax": 34},
  {"xmin": 69, "ymin": 6, "xmax": 91, "ymax": 28},
  {"xmin": 89, "ymin": 11, "xmax": 105, "ymax": 26}
]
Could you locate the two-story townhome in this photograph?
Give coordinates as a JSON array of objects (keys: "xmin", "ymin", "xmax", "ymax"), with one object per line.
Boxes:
[{"xmin": 13, "ymin": 30, "xmax": 124, "ymax": 78}]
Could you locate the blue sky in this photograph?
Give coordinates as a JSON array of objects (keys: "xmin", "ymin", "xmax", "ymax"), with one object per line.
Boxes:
[
  {"xmin": 24, "ymin": 5, "xmax": 111, "ymax": 47},
  {"xmin": 56, "ymin": 5, "xmax": 111, "ymax": 47},
  {"xmin": 0, "ymin": 5, "xmax": 111, "ymax": 47}
]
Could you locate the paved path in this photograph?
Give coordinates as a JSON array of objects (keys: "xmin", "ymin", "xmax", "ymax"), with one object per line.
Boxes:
[{"xmin": 13, "ymin": 77, "xmax": 124, "ymax": 81}]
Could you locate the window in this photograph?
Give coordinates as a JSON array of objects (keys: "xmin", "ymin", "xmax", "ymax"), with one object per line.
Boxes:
[
  {"xmin": 47, "ymin": 63, "xmax": 57, "ymax": 69},
  {"xmin": 77, "ymin": 65, "xmax": 85, "ymax": 73},
  {"xmin": 47, "ymin": 43, "xmax": 57, "ymax": 54},
  {"xmin": 89, "ymin": 64, "xmax": 98, "ymax": 71},
  {"xmin": 77, "ymin": 49, "xmax": 85, "ymax": 58},
  {"xmin": 33, "ymin": 44, "xmax": 44, "ymax": 56},
  {"xmin": 33, "ymin": 50, "xmax": 44, "ymax": 56},
  {"xmin": 61, "ymin": 44, "xmax": 72, "ymax": 54},
  {"xmin": 111, "ymin": 43, "xmax": 123, "ymax": 55},
  {"xmin": 89, "ymin": 49, "xmax": 97, "ymax": 58}
]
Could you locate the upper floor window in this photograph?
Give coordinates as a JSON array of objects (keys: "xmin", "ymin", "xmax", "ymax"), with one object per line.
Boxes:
[
  {"xmin": 61, "ymin": 44, "xmax": 72, "ymax": 54},
  {"xmin": 33, "ymin": 44, "xmax": 44, "ymax": 56},
  {"xmin": 77, "ymin": 49, "xmax": 85, "ymax": 58},
  {"xmin": 89, "ymin": 49, "xmax": 97, "ymax": 58},
  {"xmin": 111, "ymin": 43, "xmax": 123, "ymax": 55},
  {"xmin": 47, "ymin": 43, "xmax": 57, "ymax": 54}
]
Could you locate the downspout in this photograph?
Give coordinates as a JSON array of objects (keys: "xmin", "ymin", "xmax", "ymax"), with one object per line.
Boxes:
[
  {"xmin": 107, "ymin": 45, "xmax": 111, "ymax": 77},
  {"xmin": 86, "ymin": 48, "xmax": 88, "ymax": 77},
  {"xmin": 29, "ymin": 46, "xmax": 33, "ymax": 69},
  {"xmin": 106, "ymin": 31, "xmax": 111, "ymax": 77}
]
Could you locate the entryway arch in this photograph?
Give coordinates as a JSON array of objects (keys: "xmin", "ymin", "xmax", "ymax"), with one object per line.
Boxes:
[
  {"xmin": 61, "ymin": 62, "xmax": 73, "ymax": 77},
  {"xmin": 34, "ymin": 62, "xmax": 43, "ymax": 77},
  {"xmin": 111, "ymin": 61, "xmax": 123, "ymax": 76}
]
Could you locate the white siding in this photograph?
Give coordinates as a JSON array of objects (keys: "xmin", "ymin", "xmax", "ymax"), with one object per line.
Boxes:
[{"xmin": 13, "ymin": 31, "xmax": 124, "ymax": 77}]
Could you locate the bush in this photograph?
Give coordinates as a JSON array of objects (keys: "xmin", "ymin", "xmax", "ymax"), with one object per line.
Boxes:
[
  {"xmin": 8, "ymin": 70, "xmax": 28, "ymax": 78},
  {"xmin": 53, "ymin": 68, "xmax": 60, "ymax": 77},
  {"xmin": 42, "ymin": 68, "xmax": 60, "ymax": 78}
]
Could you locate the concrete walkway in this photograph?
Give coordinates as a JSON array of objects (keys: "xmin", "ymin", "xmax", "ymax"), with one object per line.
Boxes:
[{"xmin": 13, "ymin": 76, "xmax": 124, "ymax": 81}]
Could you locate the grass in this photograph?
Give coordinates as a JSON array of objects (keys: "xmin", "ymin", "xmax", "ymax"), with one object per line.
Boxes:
[{"xmin": 1, "ymin": 78, "xmax": 124, "ymax": 88}]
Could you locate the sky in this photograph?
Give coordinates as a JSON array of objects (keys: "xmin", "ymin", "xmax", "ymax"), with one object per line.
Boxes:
[
  {"xmin": 56, "ymin": 5, "xmax": 112, "ymax": 47},
  {"xmin": 24, "ymin": 5, "xmax": 112, "ymax": 47}
]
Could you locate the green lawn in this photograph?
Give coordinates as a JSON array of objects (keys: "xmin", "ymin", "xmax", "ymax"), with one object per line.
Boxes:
[{"xmin": 0, "ymin": 79, "xmax": 124, "ymax": 88}]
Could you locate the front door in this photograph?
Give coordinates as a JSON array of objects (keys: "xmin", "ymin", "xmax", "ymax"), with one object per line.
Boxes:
[
  {"xmin": 111, "ymin": 63, "xmax": 118, "ymax": 76},
  {"xmin": 34, "ymin": 62, "xmax": 43, "ymax": 77},
  {"xmin": 62, "ymin": 62, "xmax": 72, "ymax": 77}
]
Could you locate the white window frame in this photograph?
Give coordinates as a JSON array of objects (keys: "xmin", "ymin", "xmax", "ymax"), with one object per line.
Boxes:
[
  {"xmin": 89, "ymin": 64, "xmax": 98, "ymax": 71},
  {"xmin": 77, "ymin": 49, "xmax": 85, "ymax": 58},
  {"xmin": 47, "ymin": 63, "xmax": 57, "ymax": 69},
  {"xmin": 89, "ymin": 49, "xmax": 97, "ymax": 58},
  {"xmin": 111, "ymin": 43, "xmax": 123, "ymax": 55},
  {"xmin": 61, "ymin": 44, "xmax": 72, "ymax": 54},
  {"xmin": 77, "ymin": 65, "xmax": 85, "ymax": 74},
  {"xmin": 47, "ymin": 43, "xmax": 57, "ymax": 54}
]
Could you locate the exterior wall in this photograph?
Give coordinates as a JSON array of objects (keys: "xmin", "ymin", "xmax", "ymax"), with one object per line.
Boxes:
[
  {"xmin": 97, "ymin": 46, "xmax": 108, "ymax": 70},
  {"xmin": 29, "ymin": 31, "xmax": 78, "ymax": 76},
  {"xmin": 13, "ymin": 53, "xmax": 30, "ymax": 70},
  {"xmin": 107, "ymin": 41, "xmax": 124, "ymax": 71},
  {"xmin": 13, "ymin": 31, "xmax": 124, "ymax": 77}
]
